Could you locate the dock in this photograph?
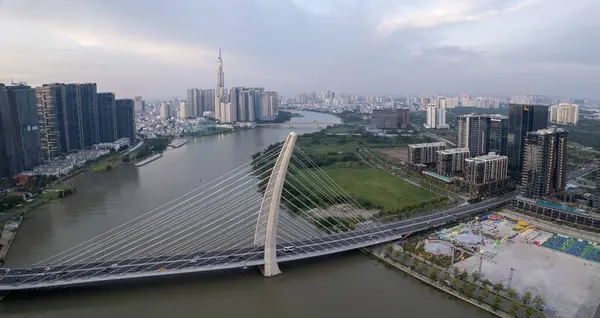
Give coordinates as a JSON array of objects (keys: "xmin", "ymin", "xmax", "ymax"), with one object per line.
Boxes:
[
  {"xmin": 134, "ymin": 154, "xmax": 163, "ymax": 167},
  {"xmin": 169, "ymin": 139, "xmax": 190, "ymax": 148},
  {"xmin": 0, "ymin": 215, "xmax": 23, "ymax": 267}
]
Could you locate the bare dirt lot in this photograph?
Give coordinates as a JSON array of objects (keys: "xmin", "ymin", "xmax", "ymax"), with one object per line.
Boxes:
[
  {"xmin": 454, "ymin": 234, "xmax": 600, "ymax": 318},
  {"xmin": 373, "ymin": 147, "xmax": 409, "ymax": 163}
]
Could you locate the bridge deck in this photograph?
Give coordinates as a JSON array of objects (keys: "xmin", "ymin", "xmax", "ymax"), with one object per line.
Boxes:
[{"xmin": 0, "ymin": 197, "xmax": 510, "ymax": 291}]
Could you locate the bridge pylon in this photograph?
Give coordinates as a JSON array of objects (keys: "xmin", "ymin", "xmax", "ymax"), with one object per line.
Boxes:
[{"xmin": 254, "ymin": 132, "xmax": 297, "ymax": 277}]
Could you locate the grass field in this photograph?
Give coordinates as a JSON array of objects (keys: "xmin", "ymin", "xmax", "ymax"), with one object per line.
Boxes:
[{"xmin": 318, "ymin": 166, "xmax": 435, "ymax": 210}]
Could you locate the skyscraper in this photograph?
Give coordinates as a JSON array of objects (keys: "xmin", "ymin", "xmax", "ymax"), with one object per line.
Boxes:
[
  {"xmin": 5, "ymin": 84, "xmax": 42, "ymax": 171},
  {"xmin": 200, "ymin": 89, "xmax": 215, "ymax": 114},
  {"xmin": 215, "ymin": 48, "xmax": 225, "ymax": 122},
  {"xmin": 550, "ymin": 103, "xmax": 579, "ymax": 125},
  {"xmin": 160, "ymin": 102, "xmax": 172, "ymax": 120},
  {"xmin": 116, "ymin": 99, "xmax": 136, "ymax": 144},
  {"xmin": 186, "ymin": 88, "xmax": 200, "ymax": 117},
  {"xmin": 134, "ymin": 96, "xmax": 144, "ymax": 113},
  {"xmin": 425, "ymin": 104, "xmax": 436, "ymax": 128},
  {"xmin": 508, "ymin": 104, "xmax": 549, "ymax": 174},
  {"xmin": 521, "ymin": 127, "xmax": 568, "ymax": 199},
  {"xmin": 36, "ymin": 84, "xmax": 66, "ymax": 160},
  {"xmin": 488, "ymin": 115, "xmax": 509, "ymax": 156},
  {"xmin": 262, "ymin": 91, "xmax": 278, "ymax": 119},
  {"xmin": 230, "ymin": 87, "xmax": 244, "ymax": 122},
  {"xmin": 63, "ymin": 84, "xmax": 84, "ymax": 152},
  {"xmin": 79, "ymin": 83, "xmax": 100, "ymax": 147},
  {"xmin": 0, "ymin": 84, "xmax": 18, "ymax": 177},
  {"xmin": 97, "ymin": 92, "xmax": 117, "ymax": 142},
  {"xmin": 457, "ymin": 114, "xmax": 489, "ymax": 157}
]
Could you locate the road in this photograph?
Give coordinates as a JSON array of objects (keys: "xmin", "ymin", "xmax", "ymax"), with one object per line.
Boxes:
[{"xmin": 0, "ymin": 195, "xmax": 511, "ymax": 290}]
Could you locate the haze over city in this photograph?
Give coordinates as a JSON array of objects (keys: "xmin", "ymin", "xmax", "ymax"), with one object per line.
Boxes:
[{"xmin": 1, "ymin": 0, "xmax": 599, "ymax": 98}]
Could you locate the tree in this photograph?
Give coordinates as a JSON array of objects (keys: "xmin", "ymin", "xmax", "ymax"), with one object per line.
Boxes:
[
  {"xmin": 523, "ymin": 291, "xmax": 532, "ymax": 305},
  {"xmin": 471, "ymin": 271, "xmax": 480, "ymax": 282},
  {"xmin": 430, "ymin": 269, "xmax": 439, "ymax": 281},
  {"xmin": 482, "ymin": 279, "xmax": 491, "ymax": 289},
  {"xmin": 493, "ymin": 282, "xmax": 504, "ymax": 293},
  {"xmin": 524, "ymin": 306, "xmax": 535, "ymax": 318},
  {"xmin": 492, "ymin": 296, "xmax": 502, "ymax": 311},
  {"xmin": 481, "ymin": 287, "xmax": 490, "ymax": 299},
  {"xmin": 506, "ymin": 288, "xmax": 517, "ymax": 298},
  {"xmin": 509, "ymin": 301, "xmax": 520, "ymax": 316},
  {"xmin": 459, "ymin": 269, "xmax": 469, "ymax": 280},
  {"xmin": 533, "ymin": 294, "xmax": 545, "ymax": 310},
  {"xmin": 453, "ymin": 267, "xmax": 460, "ymax": 277}
]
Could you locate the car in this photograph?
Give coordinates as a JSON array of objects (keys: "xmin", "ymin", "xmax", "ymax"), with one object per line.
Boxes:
[
  {"xmin": 110, "ymin": 263, "xmax": 119, "ymax": 268},
  {"xmin": 44, "ymin": 267, "xmax": 51, "ymax": 271},
  {"xmin": 283, "ymin": 246, "xmax": 295, "ymax": 252}
]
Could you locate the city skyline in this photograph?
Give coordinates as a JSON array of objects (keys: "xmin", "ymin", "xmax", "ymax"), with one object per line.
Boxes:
[{"xmin": 1, "ymin": 0, "xmax": 599, "ymax": 99}]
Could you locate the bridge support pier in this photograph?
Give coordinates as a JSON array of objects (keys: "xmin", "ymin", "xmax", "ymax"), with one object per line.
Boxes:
[{"xmin": 254, "ymin": 132, "xmax": 297, "ymax": 277}]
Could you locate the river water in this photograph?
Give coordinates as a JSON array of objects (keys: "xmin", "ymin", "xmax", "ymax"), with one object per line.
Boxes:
[{"xmin": 0, "ymin": 111, "xmax": 493, "ymax": 318}]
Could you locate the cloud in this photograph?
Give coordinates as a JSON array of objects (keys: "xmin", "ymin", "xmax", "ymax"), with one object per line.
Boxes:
[
  {"xmin": 377, "ymin": 0, "xmax": 541, "ymax": 34},
  {"xmin": 0, "ymin": 0, "xmax": 599, "ymax": 99}
]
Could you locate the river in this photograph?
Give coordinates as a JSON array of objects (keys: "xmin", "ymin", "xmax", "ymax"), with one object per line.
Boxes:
[{"xmin": 0, "ymin": 111, "xmax": 493, "ymax": 318}]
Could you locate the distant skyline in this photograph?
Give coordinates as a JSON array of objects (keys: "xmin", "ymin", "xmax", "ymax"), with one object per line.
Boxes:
[{"xmin": 1, "ymin": 0, "xmax": 599, "ymax": 99}]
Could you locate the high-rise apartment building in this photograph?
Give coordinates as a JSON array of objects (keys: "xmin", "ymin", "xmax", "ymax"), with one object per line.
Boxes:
[
  {"xmin": 371, "ymin": 108, "xmax": 410, "ymax": 129},
  {"xmin": 488, "ymin": 115, "xmax": 509, "ymax": 156},
  {"xmin": 200, "ymin": 89, "xmax": 215, "ymax": 114},
  {"xmin": 464, "ymin": 153, "xmax": 508, "ymax": 184},
  {"xmin": 521, "ymin": 127, "xmax": 568, "ymax": 199},
  {"xmin": 160, "ymin": 102, "xmax": 172, "ymax": 120},
  {"xmin": 457, "ymin": 114, "xmax": 508, "ymax": 157},
  {"xmin": 186, "ymin": 88, "xmax": 200, "ymax": 117},
  {"xmin": 116, "ymin": 99, "xmax": 136, "ymax": 143},
  {"xmin": 5, "ymin": 84, "xmax": 42, "ymax": 172},
  {"xmin": 134, "ymin": 96, "xmax": 144, "ymax": 113},
  {"xmin": 436, "ymin": 97, "xmax": 448, "ymax": 129},
  {"xmin": 36, "ymin": 84, "xmax": 66, "ymax": 160},
  {"xmin": 97, "ymin": 93, "xmax": 117, "ymax": 143},
  {"xmin": 262, "ymin": 91, "xmax": 279, "ymax": 119},
  {"xmin": 508, "ymin": 104, "xmax": 549, "ymax": 174},
  {"xmin": 425, "ymin": 104, "xmax": 436, "ymax": 128},
  {"xmin": 0, "ymin": 84, "xmax": 11, "ymax": 177},
  {"xmin": 79, "ymin": 83, "xmax": 100, "ymax": 147},
  {"xmin": 62, "ymin": 84, "xmax": 84, "ymax": 152},
  {"xmin": 457, "ymin": 114, "xmax": 489, "ymax": 157},
  {"xmin": 550, "ymin": 103, "xmax": 579, "ymax": 125},
  {"xmin": 437, "ymin": 148, "xmax": 470, "ymax": 177},
  {"xmin": 408, "ymin": 142, "xmax": 447, "ymax": 165}
]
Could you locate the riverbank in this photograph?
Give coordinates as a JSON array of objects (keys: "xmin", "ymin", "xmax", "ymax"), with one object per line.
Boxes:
[
  {"xmin": 169, "ymin": 138, "xmax": 190, "ymax": 148},
  {"xmin": 134, "ymin": 154, "xmax": 163, "ymax": 167},
  {"xmin": 0, "ymin": 215, "xmax": 23, "ymax": 266},
  {"xmin": 369, "ymin": 247, "xmax": 538, "ymax": 318}
]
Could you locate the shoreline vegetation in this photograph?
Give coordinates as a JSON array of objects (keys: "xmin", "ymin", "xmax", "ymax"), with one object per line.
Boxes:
[{"xmin": 250, "ymin": 125, "xmax": 449, "ymax": 232}]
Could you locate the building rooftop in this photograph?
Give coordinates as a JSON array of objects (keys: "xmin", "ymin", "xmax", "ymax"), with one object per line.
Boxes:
[
  {"xmin": 531, "ymin": 126, "xmax": 567, "ymax": 135},
  {"xmin": 438, "ymin": 147, "xmax": 470, "ymax": 155},
  {"xmin": 408, "ymin": 142, "xmax": 446, "ymax": 148},
  {"xmin": 465, "ymin": 152, "xmax": 507, "ymax": 163}
]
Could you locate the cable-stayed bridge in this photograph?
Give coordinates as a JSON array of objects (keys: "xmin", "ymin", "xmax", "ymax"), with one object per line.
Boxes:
[{"xmin": 0, "ymin": 133, "xmax": 511, "ymax": 293}]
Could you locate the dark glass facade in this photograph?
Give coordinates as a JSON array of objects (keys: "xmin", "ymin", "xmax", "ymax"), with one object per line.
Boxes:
[
  {"xmin": 79, "ymin": 83, "xmax": 100, "ymax": 147},
  {"xmin": 97, "ymin": 93, "xmax": 117, "ymax": 142},
  {"xmin": 63, "ymin": 84, "xmax": 84, "ymax": 152},
  {"xmin": 6, "ymin": 85, "xmax": 42, "ymax": 171},
  {"xmin": 488, "ymin": 115, "xmax": 509, "ymax": 156},
  {"xmin": 116, "ymin": 99, "xmax": 136, "ymax": 143},
  {"xmin": 508, "ymin": 104, "xmax": 548, "ymax": 174}
]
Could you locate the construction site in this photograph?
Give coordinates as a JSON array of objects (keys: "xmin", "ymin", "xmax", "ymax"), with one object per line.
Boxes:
[{"xmin": 418, "ymin": 212, "xmax": 600, "ymax": 318}]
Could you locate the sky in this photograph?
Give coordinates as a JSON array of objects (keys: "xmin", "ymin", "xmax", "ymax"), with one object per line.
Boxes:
[{"xmin": 0, "ymin": 0, "xmax": 599, "ymax": 99}]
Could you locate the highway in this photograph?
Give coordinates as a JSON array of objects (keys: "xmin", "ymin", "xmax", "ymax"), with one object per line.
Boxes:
[{"xmin": 0, "ymin": 195, "xmax": 510, "ymax": 290}]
